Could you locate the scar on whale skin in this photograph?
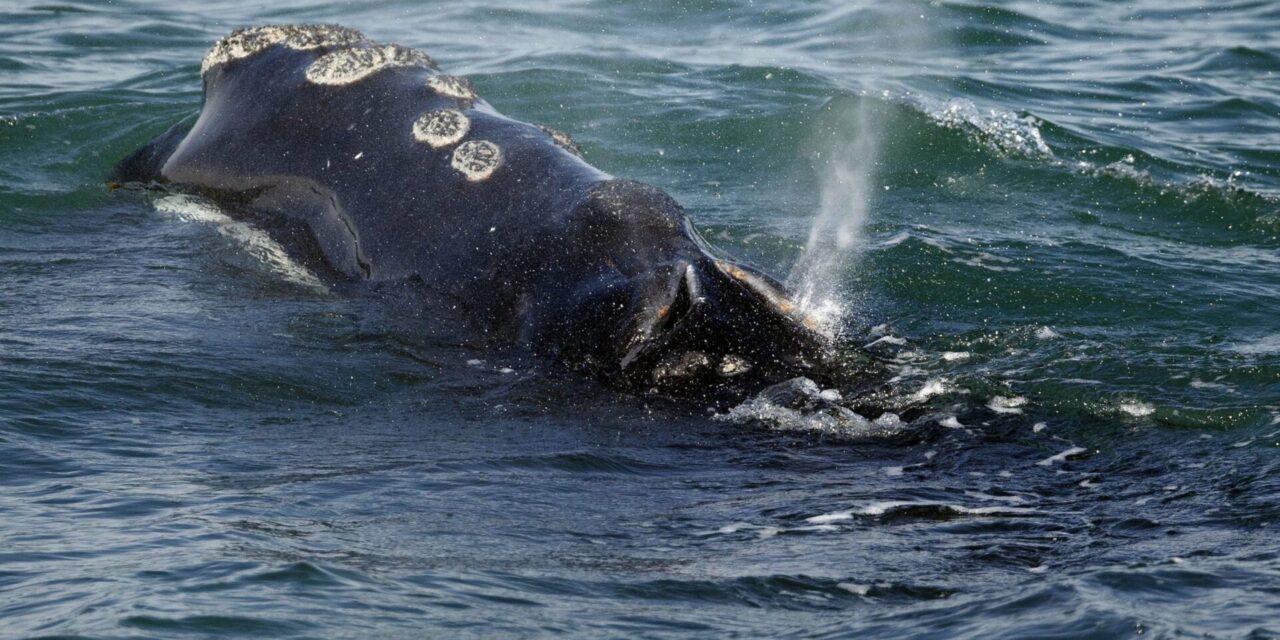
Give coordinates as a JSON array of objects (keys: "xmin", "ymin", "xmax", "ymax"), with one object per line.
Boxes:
[
  {"xmin": 306, "ymin": 44, "xmax": 437, "ymax": 85},
  {"xmin": 426, "ymin": 74, "xmax": 477, "ymax": 101},
  {"xmin": 412, "ymin": 109, "xmax": 471, "ymax": 149},
  {"xmin": 201, "ymin": 25, "xmax": 365, "ymax": 77},
  {"xmin": 451, "ymin": 140, "xmax": 502, "ymax": 182}
]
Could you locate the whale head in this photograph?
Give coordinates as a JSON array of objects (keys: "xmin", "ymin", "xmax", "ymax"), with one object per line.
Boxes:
[{"xmin": 527, "ymin": 180, "xmax": 832, "ymax": 394}]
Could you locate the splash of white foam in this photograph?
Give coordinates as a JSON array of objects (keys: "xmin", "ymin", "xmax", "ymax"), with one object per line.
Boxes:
[
  {"xmin": 926, "ymin": 98, "xmax": 1053, "ymax": 159},
  {"xmin": 1035, "ymin": 326, "xmax": 1060, "ymax": 340},
  {"xmin": 837, "ymin": 583, "xmax": 871, "ymax": 596},
  {"xmin": 987, "ymin": 395, "xmax": 1027, "ymax": 414},
  {"xmin": 1119, "ymin": 400, "xmax": 1155, "ymax": 417},
  {"xmin": 714, "ymin": 377, "xmax": 890, "ymax": 435},
  {"xmin": 153, "ymin": 194, "xmax": 327, "ymax": 292},
  {"xmin": 913, "ymin": 378, "xmax": 950, "ymax": 402}
]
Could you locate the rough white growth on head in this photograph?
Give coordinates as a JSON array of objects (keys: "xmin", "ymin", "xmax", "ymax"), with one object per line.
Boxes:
[
  {"xmin": 412, "ymin": 109, "xmax": 470, "ymax": 148},
  {"xmin": 537, "ymin": 124, "xmax": 582, "ymax": 156},
  {"xmin": 426, "ymin": 74, "xmax": 477, "ymax": 100},
  {"xmin": 201, "ymin": 25, "xmax": 365, "ymax": 77},
  {"xmin": 451, "ymin": 140, "xmax": 502, "ymax": 182},
  {"xmin": 306, "ymin": 44, "xmax": 436, "ymax": 86}
]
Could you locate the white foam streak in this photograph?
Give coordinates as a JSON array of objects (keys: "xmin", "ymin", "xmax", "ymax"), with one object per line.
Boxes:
[
  {"xmin": 1037, "ymin": 446, "xmax": 1087, "ymax": 466},
  {"xmin": 153, "ymin": 194, "xmax": 327, "ymax": 292}
]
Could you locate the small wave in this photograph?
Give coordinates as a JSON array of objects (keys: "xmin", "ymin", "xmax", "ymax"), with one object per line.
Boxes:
[
  {"xmin": 912, "ymin": 378, "xmax": 951, "ymax": 402},
  {"xmin": 714, "ymin": 377, "xmax": 903, "ymax": 436},
  {"xmin": 1037, "ymin": 446, "xmax": 1087, "ymax": 466},
  {"xmin": 920, "ymin": 97, "xmax": 1054, "ymax": 160},
  {"xmin": 987, "ymin": 396, "xmax": 1027, "ymax": 414},
  {"xmin": 881, "ymin": 91, "xmax": 1280, "ymax": 236},
  {"xmin": 1226, "ymin": 334, "xmax": 1280, "ymax": 355},
  {"xmin": 806, "ymin": 501, "xmax": 1038, "ymax": 524},
  {"xmin": 1035, "ymin": 326, "xmax": 1060, "ymax": 340},
  {"xmin": 1118, "ymin": 400, "xmax": 1155, "ymax": 417}
]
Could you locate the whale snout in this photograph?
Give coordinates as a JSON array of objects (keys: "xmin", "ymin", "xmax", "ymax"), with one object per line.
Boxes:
[{"xmin": 614, "ymin": 256, "xmax": 830, "ymax": 391}]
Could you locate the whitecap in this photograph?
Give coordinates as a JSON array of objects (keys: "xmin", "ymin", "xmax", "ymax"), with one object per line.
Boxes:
[
  {"xmin": 1119, "ymin": 400, "xmax": 1155, "ymax": 417},
  {"xmin": 1035, "ymin": 326, "xmax": 1059, "ymax": 340},
  {"xmin": 913, "ymin": 378, "xmax": 950, "ymax": 402},
  {"xmin": 988, "ymin": 396, "xmax": 1027, "ymax": 414}
]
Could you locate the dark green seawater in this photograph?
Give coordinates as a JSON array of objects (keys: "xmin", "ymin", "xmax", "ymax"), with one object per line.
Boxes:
[{"xmin": 2, "ymin": 0, "xmax": 1278, "ymax": 637}]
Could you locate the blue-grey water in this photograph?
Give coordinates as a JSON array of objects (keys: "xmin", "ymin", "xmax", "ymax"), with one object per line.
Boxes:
[{"xmin": 2, "ymin": 1, "xmax": 1279, "ymax": 637}]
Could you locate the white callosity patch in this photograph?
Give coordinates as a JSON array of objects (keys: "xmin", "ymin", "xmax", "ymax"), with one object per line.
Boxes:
[
  {"xmin": 306, "ymin": 44, "xmax": 436, "ymax": 86},
  {"xmin": 201, "ymin": 25, "xmax": 365, "ymax": 77},
  {"xmin": 451, "ymin": 140, "xmax": 503, "ymax": 182},
  {"xmin": 537, "ymin": 124, "xmax": 582, "ymax": 157},
  {"xmin": 426, "ymin": 74, "xmax": 477, "ymax": 101},
  {"xmin": 412, "ymin": 109, "xmax": 471, "ymax": 149}
]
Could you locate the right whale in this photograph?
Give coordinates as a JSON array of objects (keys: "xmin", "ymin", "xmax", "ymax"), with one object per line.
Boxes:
[{"xmin": 111, "ymin": 25, "xmax": 837, "ymax": 394}]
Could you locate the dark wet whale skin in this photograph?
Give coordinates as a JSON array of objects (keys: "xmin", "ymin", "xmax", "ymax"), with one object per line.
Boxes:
[{"xmin": 112, "ymin": 26, "xmax": 829, "ymax": 393}]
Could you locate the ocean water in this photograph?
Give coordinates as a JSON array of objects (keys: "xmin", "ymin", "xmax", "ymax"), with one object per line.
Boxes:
[{"xmin": 2, "ymin": 0, "xmax": 1278, "ymax": 637}]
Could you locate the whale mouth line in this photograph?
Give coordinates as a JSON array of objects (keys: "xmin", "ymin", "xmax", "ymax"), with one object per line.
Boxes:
[{"xmin": 620, "ymin": 261, "xmax": 702, "ymax": 372}]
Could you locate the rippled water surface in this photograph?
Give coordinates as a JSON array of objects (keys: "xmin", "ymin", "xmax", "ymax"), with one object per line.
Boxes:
[{"xmin": 2, "ymin": 1, "xmax": 1278, "ymax": 637}]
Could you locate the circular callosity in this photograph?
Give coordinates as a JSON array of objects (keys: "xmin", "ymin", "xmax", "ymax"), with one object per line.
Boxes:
[
  {"xmin": 412, "ymin": 109, "xmax": 471, "ymax": 149},
  {"xmin": 450, "ymin": 140, "xmax": 503, "ymax": 182}
]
